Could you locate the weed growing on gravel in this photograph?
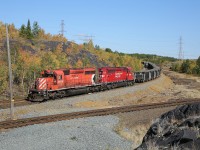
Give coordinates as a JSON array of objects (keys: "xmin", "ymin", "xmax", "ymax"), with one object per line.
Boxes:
[{"xmin": 70, "ymin": 136, "xmax": 78, "ymax": 141}]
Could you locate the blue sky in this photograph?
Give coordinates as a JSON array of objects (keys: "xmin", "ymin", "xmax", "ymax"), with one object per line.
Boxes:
[{"xmin": 1, "ymin": 0, "xmax": 200, "ymax": 59}]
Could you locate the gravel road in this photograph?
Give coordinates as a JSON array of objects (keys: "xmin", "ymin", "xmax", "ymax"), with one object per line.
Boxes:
[{"xmin": 0, "ymin": 115, "xmax": 133, "ymax": 150}]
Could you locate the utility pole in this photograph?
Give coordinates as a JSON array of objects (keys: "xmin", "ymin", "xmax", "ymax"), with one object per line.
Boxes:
[
  {"xmin": 178, "ymin": 36, "xmax": 184, "ymax": 61},
  {"xmin": 60, "ymin": 20, "xmax": 66, "ymax": 36},
  {"xmin": 6, "ymin": 24, "xmax": 14, "ymax": 119}
]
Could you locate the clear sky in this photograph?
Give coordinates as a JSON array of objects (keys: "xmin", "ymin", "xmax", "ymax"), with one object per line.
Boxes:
[{"xmin": 1, "ymin": 0, "xmax": 200, "ymax": 59}]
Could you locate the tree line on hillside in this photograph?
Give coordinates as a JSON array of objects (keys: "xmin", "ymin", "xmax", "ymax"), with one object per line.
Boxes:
[
  {"xmin": 0, "ymin": 20, "xmax": 67, "ymax": 42},
  {"xmin": 171, "ymin": 56, "xmax": 200, "ymax": 75},
  {"xmin": 19, "ymin": 20, "xmax": 40, "ymax": 39},
  {"xmin": 97, "ymin": 46, "xmax": 177, "ymax": 65}
]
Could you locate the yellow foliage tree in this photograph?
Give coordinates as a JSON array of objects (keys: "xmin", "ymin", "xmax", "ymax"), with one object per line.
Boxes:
[
  {"xmin": 0, "ymin": 61, "xmax": 8, "ymax": 94},
  {"xmin": 75, "ymin": 59, "xmax": 83, "ymax": 68}
]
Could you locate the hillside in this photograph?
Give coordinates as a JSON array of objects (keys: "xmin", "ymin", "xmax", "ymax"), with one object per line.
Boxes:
[
  {"xmin": 0, "ymin": 21, "xmax": 144, "ymax": 99},
  {"xmin": 0, "ymin": 20, "xmax": 177, "ymax": 99}
]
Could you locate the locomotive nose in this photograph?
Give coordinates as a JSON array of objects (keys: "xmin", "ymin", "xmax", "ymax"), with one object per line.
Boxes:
[{"xmin": 36, "ymin": 78, "xmax": 47, "ymax": 90}]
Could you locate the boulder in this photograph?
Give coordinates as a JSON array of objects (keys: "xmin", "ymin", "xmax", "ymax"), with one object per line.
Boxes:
[{"xmin": 136, "ymin": 103, "xmax": 200, "ymax": 150}]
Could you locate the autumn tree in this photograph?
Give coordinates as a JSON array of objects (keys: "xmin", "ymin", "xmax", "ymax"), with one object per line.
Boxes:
[
  {"xmin": 0, "ymin": 61, "xmax": 8, "ymax": 94},
  {"xmin": 7, "ymin": 24, "xmax": 19, "ymax": 39},
  {"xmin": 40, "ymin": 51, "xmax": 60, "ymax": 70},
  {"xmin": 0, "ymin": 22, "xmax": 18, "ymax": 40},
  {"xmin": 0, "ymin": 21, "xmax": 6, "ymax": 40},
  {"xmin": 75, "ymin": 59, "xmax": 83, "ymax": 68},
  {"xmin": 53, "ymin": 43, "xmax": 68, "ymax": 68},
  {"xmin": 15, "ymin": 49, "xmax": 32, "ymax": 95}
]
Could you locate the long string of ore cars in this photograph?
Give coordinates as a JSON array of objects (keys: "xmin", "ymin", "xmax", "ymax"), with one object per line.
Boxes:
[{"xmin": 28, "ymin": 62, "xmax": 161, "ymax": 102}]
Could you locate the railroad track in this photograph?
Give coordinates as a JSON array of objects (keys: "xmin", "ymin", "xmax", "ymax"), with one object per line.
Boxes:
[{"xmin": 0, "ymin": 98, "xmax": 200, "ymax": 130}]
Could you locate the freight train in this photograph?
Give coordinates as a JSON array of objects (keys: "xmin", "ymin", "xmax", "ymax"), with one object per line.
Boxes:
[{"xmin": 28, "ymin": 62, "xmax": 161, "ymax": 102}]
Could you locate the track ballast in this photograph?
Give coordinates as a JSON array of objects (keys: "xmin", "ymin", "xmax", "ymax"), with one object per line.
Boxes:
[{"xmin": 0, "ymin": 98, "xmax": 200, "ymax": 130}]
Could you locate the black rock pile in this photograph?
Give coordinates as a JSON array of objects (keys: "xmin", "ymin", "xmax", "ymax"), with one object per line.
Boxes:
[{"xmin": 136, "ymin": 103, "xmax": 200, "ymax": 150}]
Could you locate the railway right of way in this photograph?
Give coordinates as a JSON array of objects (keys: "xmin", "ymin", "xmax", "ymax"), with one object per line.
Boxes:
[{"xmin": 0, "ymin": 98, "xmax": 200, "ymax": 130}]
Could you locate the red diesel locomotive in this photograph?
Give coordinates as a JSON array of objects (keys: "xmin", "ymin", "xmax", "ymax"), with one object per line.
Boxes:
[{"xmin": 28, "ymin": 67, "xmax": 135, "ymax": 101}]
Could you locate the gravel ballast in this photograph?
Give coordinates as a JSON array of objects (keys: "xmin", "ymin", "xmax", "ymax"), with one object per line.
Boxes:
[{"xmin": 0, "ymin": 115, "xmax": 133, "ymax": 150}]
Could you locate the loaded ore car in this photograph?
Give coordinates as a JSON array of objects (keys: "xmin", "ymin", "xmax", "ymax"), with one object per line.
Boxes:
[
  {"xmin": 134, "ymin": 62, "xmax": 161, "ymax": 83},
  {"xmin": 134, "ymin": 72, "xmax": 144, "ymax": 83}
]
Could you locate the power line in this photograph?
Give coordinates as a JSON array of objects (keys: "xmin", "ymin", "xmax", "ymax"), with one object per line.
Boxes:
[
  {"xmin": 178, "ymin": 36, "xmax": 184, "ymax": 60},
  {"xmin": 59, "ymin": 20, "xmax": 66, "ymax": 36},
  {"xmin": 74, "ymin": 34, "xmax": 95, "ymax": 42}
]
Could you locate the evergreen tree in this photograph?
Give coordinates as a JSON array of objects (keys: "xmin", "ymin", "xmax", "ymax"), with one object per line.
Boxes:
[
  {"xmin": 196, "ymin": 56, "xmax": 200, "ymax": 68},
  {"xmin": 32, "ymin": 21, "xmax": 40, "ymax": 38},
  {"xmin": 95, "ymin": 45, "xmax": 100, "ymax": 50},
  {"xmin": 105, "ymin": 48, "xmax": 112, "ymax": 53},
  {"xmin": 19, "ymin": 24, "xmax": 26, "ymax": 38},
  {"xmin": 26, "ymin": 19, "xmax": 33, "ymax": 39}
]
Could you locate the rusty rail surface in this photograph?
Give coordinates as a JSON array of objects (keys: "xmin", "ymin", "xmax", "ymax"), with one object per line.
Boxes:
[{"xmin": 0, "ymin": 98, "xmax": 200, "ymax": 130}]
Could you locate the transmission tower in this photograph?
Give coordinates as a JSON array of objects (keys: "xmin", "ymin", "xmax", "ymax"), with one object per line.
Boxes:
[
  {"xmin": 178, "ymin": 36, "xmax": 184, "ymax": 60},
  {"xmin": 60, "ymin": 20, "xmax": 66, "ymax": 36}
]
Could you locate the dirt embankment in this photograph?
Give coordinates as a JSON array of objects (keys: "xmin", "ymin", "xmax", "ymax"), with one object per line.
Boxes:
[{"xmin": 74, "ymin": 74, "xmax": 174, "ymax": 108}]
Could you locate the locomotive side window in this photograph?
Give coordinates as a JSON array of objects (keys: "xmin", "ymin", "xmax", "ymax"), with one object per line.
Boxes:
[
  {"xmin": 85, "ymin": 71, "xmax": 95, "ymax": 74},
  {"xmin": 108, "ymin": 70, "xmax": 115, "ymax": 74},
  {"xmin": 58, "ymin": 75, "xmax": 62, "ymax": 80},
  {"xmin": 63, "ymin": 70, "xmax": 70, "ymax": 75}
]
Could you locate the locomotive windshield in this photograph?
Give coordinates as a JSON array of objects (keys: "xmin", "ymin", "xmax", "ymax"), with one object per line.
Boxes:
[{"xmin": 42, "ymin": 72, "xmax": 54, "ymax": 77}]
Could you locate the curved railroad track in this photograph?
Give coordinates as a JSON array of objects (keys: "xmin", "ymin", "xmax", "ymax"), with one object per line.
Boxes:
[{"xmin": 0, "ymin": 98, "xmax": 200, "ymax": 130}]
